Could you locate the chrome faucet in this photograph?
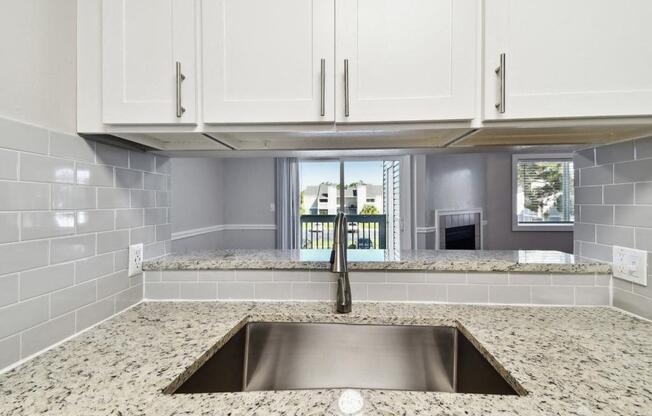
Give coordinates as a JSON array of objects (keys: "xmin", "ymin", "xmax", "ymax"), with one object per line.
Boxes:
[{"xmin": 330, "ymin": 212, "xmax": 352, "ymax": 313}]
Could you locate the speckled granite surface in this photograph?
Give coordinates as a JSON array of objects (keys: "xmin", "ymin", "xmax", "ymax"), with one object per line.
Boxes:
[
  {"xmin": 144, "ymin": 249, "xmax": 611, "ymax": 274},
  {"xmin": 0, "ymin": 302, "xmax": 649, "ymax": 415}
]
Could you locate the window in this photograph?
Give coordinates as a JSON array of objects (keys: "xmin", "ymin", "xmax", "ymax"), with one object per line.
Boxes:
[{"xmin": 512, "ymin": 154, "xmax": 574, "ymax": 231}]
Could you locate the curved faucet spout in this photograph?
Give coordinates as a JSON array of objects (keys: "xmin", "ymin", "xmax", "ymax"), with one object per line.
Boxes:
[{"xmin": 330, "ymin": 212, "xmax": 352, "ymax": 313}]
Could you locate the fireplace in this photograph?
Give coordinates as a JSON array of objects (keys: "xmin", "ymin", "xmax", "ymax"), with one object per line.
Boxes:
[
  {"xmin": 445, "ymin": 224, "xmax": 476, "ymax": 249},
  {"xmin": 437, "ymin": 210, "xmax": 482, "ymax": 250}
]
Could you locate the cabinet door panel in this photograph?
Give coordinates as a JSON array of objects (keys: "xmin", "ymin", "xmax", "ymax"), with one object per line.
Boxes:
[
  {"xmin": 102, "ymin": 0, "xmax": 197, "ymax": 124},
  {"xmin": 485, "ymin": 0, "xmax": 652, "ymax": 120},
  {"xmin": 203, "ymin": 0, "xmax": 334, "ymax": 123},
  {"xmin": 336, "ymin": 0, "xmax": 477, "ymax": 123}
]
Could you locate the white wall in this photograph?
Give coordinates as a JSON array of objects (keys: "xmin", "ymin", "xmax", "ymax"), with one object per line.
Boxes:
[
  {"xmin": 421, "ymin": 152, "xmax": 573, "ymax": 252},
  {"xmin": 0, "ymin": 0, "xmax": 77, "ymax": 133}
]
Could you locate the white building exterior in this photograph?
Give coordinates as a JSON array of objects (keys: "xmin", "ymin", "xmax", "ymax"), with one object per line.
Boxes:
[{"xmin": 302, "ymin": 183, "xmax": 383, "ymax": 215}]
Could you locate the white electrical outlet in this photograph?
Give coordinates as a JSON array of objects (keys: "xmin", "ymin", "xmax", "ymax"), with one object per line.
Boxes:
[
  {"xmin": 128, "ymin": 243, "xmax": 144, "ymax": 277},
  {"xmin": 612, "ymin": 246, "xmax": 648, "ymax": 286}
]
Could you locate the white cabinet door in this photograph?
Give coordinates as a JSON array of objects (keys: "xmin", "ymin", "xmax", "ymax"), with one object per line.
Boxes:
[
  {"xmin": 335, "ymin": 0, "xmax": 477, "ymax": 123},
  {"xmin": 202, "ymin": 0, "xmax": 334, "ymax": 123},
  {"xmin": 102, "ymin": 0, "xmax": 197, "ymax": 124},
  {"xmin": 485, "ymin": 0, "xmax": 652, "ymax": 120}
]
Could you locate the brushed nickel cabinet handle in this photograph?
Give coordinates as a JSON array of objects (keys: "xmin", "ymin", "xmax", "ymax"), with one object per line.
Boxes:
[
  {"xmin": 344, "ymin": 59, "xmax": 350, "ymax": 117},
  {"xmin": 176, "ymin": 61, "xmax": 186, "ymax": 118},
  {"xmin": 495, "ymin": 53, "xmax": 506, "ymax": 113},
  {"xmin": 320, "ymin": 58, "xmax": 326, "ymax": 117}
]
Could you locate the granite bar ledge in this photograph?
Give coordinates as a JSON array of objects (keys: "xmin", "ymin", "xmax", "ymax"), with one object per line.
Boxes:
[{"xmin": 144, "ymin": 249, "xmax": 611, "ymax": 274}]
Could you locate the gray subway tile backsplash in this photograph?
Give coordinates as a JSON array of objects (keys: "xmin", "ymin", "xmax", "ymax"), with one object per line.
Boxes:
[
  {"xmin": 575, "ymin": 186, "xmax": 603, "ymax": 204},
  {"xmin": 0, "ymin": 213, "xmax": 19, "ymax": 243},
  {"xmin": 144, "ymin": 172, "xmax": 167, "ymax": 191},
  {"xmin": 19, "ymin": 153, "xmax": 75, "ymax": 184},
  {"xmin": 20, "ymin": 263, "xmax": 75, "ymax": 301},
  {"xmin": 155, "ymin": 156, "xmax": 171, "ymax": 174},
  {"xmin": 97, "ymin": 270, "xmax": 130, "ymax": 299},
  {"xmin": 573, "ymin": 223, "xmax": 595, "ymax": 243},
  {"xmin": 635, "ymin": 136, "xmax": 652, "ymax": 159},
  {"xmin": 75, "ymin": 253, "xmax": 115, "ymax": 284},
  {"xmin": 579, "ymin": 205, "xmax": 613, "ymax": 225},
  {"xmin": 0, "ymin": 117, "xmax": 49, "ymax": 154},
  {"xmin": 75, "ymin": 298, "xmax": 115, "ymax": 332},
  {"xmin": 49, "ymin": 132, "xmax": 96, "ymax": 163},
  {"xmin": 115, "ymin": 209, "xmax": 144, "ymax": 229},
  {"xmin": 51, "ymin": 234, "xmax": 96, "ymax": 263},
  {"xmin": 51, "ymin": 184, "xmax": 96, "ymax": 210},
  {"xmin": 115, "ymin": 168, "xmax": 144, "ymax": 189},
  {"xmin": 76, "ymin": 210, "xmax": 115, "ymax": 234},
  {"xmin": 0, "ymin": 274, "xmax": 19, "ymax": 308},
  {"xmin": 97, "ymin": 187, "xmax": 130, "ymax": 209},
  {"xmin": 634, "ymin": 182, "xmax": 652, "ymax": 204},
  {"xmin": 595, "ymin": 225, "xmax": 635, "ymax": 248},
  {"xmin": 573, "ymin": 148, "xmax": 595, "ymax": 169},
  {"xmin": 0, "ymin": 181, "xmax": 50, "ymax": 211},
  {"xmin": 50, "ymin": 281, "xmax": 97, "ymax": 318},
  {"xmin": 95, "ymin": 143, "xmax": 129, "ymax": 168},
  {"xmin": 20, "ymin": 313, "xmax": 76, "ymax": 358},
  {"xmin": 0, "ymin": 296, "xmax": 50, "ymax": 339},
  {"xmin": 0, "ymin": 117, "xmax": 171, "ymax": 371},
  {"xmin": 129, "ymin": 152, "xmax": 156, "ymax": 172},
  {"xmin": 614, "ymin": 158, "xmax": 652, "ymax": 183},
  {"xmin": 614, "ymin": 205, "xmax": 652, "ymax": 227},
  {"xmin": 603, "ymin": 183, "xmax": 634, "ymax": 205},
  {"xmin": 575, "ymin": 136, "xmax": 652, "ymax": 320},
  {"xmin": 0, "ymin": 149, "xmax": 18, "ymax": 180},
  {"xmin": 131, "ymin": 190, "xmax": 156, "ymax": 208},
  {"xmin": 0, "ymin": 240, "xmax": 49, "ymax": 274},
  {"xmin": 580, "ymin": 164, "xmax": 613, "ymax": 186},
  {"xmin": 0, "ymin": 335, "xmax": 20, "ymax": 370},
  {"xmin": 634, "ymin": 228, "xmax": 652, "ymax": 252},
  {"xmin": 21, "ymin": 211, "xmax": 75, "ymax": 240},
  {"xmin": 595, "ymin": 140, "xmax": 635, "ymax": 165},
  {"xmin": 97, "ymin": 230, "xmax": 129, "ymax": 254},
  {"xmin": 76, "ymin": 163, "xmax": 114, "ymax": 187}
]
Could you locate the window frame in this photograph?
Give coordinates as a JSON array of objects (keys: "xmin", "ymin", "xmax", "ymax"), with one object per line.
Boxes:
[{"xmin": 511, "ymin": 153, "xmax": 575, "ymax": 232}]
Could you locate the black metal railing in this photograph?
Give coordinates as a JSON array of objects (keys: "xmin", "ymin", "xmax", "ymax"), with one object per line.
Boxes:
[{"xmin": 300, "ymin": 214, "xmax": 386, "ymax": 249}]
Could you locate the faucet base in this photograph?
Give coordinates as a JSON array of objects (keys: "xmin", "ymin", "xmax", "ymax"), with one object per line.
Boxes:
[{"xmin": 336, "ymin": 272, "xmax": 352, "ymax": 314}]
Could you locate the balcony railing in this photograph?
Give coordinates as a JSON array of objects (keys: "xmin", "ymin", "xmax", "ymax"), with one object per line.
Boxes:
[{"xmin": 300, "ymin": 214, "xmax": 387, "ymax": 250}]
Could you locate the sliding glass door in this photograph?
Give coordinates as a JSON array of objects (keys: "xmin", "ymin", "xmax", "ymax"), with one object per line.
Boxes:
[{"xmin": 298, "ymin": 159, "xmax": 401, "ymax": 253}]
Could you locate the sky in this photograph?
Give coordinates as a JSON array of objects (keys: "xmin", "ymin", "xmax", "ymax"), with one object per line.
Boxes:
[{"xmin": 300, "ymin": 161, "xmax": 384, "ymax": 188}]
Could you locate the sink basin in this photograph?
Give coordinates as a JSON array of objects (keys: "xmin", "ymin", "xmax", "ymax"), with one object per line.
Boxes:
[{"xmin": 172, "ymin": 322, "xmax": 519, "ymax": 395}]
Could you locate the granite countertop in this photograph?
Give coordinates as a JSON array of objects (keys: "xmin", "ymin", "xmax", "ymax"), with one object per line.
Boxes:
[
  {"xmin": 1, "ymin": 302, "xmax": 649, "ymax": 415},
  {"xmin": 143, "ymin": 249, "xmax": 612, "ymax": 274}
]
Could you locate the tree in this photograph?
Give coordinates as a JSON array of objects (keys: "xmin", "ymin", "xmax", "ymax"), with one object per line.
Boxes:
[
  {"xmin": 519, "ymin": 162, "xmax": 563, "ymax": 218},
  {"xmin": 359, "ymin": 204, "xmax": 379, "ymax": 215},
  {"xmin": 299, "ymin": 191, "xmax": 305, "ymax": 215}
]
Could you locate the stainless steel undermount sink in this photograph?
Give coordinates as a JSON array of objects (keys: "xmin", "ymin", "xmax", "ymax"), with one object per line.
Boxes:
[{"xmin": 171, "ymin": 322, "xmax": 520, "ymax": 395}]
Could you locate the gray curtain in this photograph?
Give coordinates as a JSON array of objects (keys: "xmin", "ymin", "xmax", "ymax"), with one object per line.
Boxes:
[{"xmin": 275, "ymin": 158, "xmax": 300, "ymax": 249}]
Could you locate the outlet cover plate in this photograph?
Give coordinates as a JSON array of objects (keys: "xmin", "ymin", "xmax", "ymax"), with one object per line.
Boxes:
[
  {"xmin": 128, "ymin": 243, "xmax": 144, "ymax": 277},
  {"xmin": 612, "ymin": 245, "xmax": 647, "ymax": 286}
]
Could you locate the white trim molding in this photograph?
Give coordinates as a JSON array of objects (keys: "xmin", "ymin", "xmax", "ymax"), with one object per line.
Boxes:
[
  {"xmin": 416, "ymin": 226, "xmax": 437, "ymax": 234},
  {"xmin": 172, "ymin": 224, "xmax": 277, "ymax": 241}
]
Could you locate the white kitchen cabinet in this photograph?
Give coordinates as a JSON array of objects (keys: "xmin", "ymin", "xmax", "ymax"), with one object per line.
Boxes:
[
  {"xmin": 335, "ymin": 0, "xmax": 477, "ymax": 123},
  {"xmin": 102, "ymin": 0, "xmax": 197, "ymax": 124},
  {"xmin": 484, "ymin": 0, "xmax": 652, "ymax": 121},
  {"xmin": 202, "ymin": 0, "xmax": 334, "ymax": 124}
]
